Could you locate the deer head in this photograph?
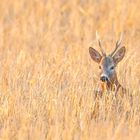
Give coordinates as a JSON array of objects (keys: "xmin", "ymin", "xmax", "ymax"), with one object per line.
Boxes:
[{"xmin": 89, "ymin": 32, "xmax": 126, "ymax": 85}]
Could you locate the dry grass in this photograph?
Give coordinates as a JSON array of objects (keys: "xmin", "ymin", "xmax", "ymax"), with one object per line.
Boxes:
[{"xmin": 0, "ymin": 0, "xmax": 140, "ymax": 140}]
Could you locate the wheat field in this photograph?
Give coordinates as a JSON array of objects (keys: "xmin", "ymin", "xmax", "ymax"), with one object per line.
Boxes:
[{"xmin": 0, "ymin": 0, "xmax": 140, "ymax": 140}]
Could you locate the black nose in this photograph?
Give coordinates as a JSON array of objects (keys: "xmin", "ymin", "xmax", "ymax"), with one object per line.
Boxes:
[{"xmin": 100, "ymin": 76, "xmax": 109, "ymax": 82}]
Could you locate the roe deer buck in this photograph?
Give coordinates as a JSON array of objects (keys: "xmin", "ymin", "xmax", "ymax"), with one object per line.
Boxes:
[{"xmin": 89, "ymin": 32, "xmax": 126, "ymax": 96}]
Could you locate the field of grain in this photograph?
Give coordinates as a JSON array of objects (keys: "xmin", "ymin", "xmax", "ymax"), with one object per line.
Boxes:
[{"xmin": 0, "ymin": 0, "xmax": 140, "ymax": 140}]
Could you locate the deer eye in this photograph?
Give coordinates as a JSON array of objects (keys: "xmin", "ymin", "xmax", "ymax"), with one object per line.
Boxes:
[{"xmin": 110, "ymin": 66, "xmax": 114, "ymax": 70}]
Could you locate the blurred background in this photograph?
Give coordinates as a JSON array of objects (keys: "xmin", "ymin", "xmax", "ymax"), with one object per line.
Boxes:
[{"xmin": 0, "ymin": 0, "xmax": 140, "ymax": 140}]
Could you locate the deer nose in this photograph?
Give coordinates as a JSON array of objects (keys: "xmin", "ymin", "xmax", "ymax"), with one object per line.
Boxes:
[{"xmin": 100, "ymin": 76, "xmax": 109, "ymax": 82}]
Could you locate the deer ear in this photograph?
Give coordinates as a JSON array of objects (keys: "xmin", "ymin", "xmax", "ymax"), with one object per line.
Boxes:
[
  {"xmin": 113, "ymin": 47, "xmax": 126, "ymax": 64},
  {"xmin": 89, "ymin": 47, "xmax": 102, "ymax": 63}
]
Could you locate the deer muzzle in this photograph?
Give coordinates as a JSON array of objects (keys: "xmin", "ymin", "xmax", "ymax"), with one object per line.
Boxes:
[{"xmin": 100, "ymin": 74, "xmax": 109, "ymax": 82}]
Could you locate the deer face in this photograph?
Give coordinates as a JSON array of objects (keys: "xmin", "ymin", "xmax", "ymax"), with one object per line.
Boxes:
[
  {"xmin": 99, "ymin": 56, "xmax": 115, "ymax": 82},
  {"xmin": 89, "ymin": 33, "xmax": 126, "ymax": 83}
]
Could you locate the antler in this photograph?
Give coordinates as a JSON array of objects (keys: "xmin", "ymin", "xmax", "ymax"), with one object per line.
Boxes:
[
  {"xmin": 96, "ymin": 31, "xmax": 106, "ymax": 56},
  {"xmin": 110, "ymin": 32, "xmax": 123, "ymax": 56}
]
